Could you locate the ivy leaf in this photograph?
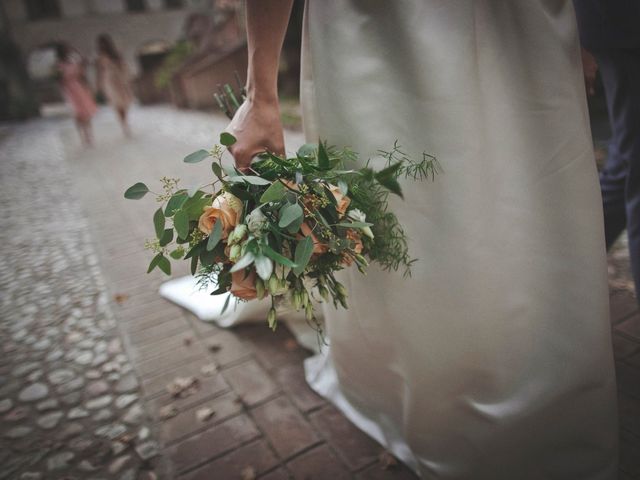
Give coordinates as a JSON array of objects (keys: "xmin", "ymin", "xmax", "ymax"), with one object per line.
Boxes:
[
  {"xmin": 278, "ymin": 203, "xmax": 303, "ymax": 228},
  {"xmin": 206, "ymin": 220, "xmax": 223, "ymax": 251},
  {"xmin": 184, "ymin": 149, "xmax": 210, "ymax": 163},
  {"xmin": 317, "ymin": 140, "xmax": 330, "ymax": 170},
  {"xmin": 124, "ymin": 182, "xmax": 149, "ymax": 200},
  {"xmin": 259, "ymin": 181, "xmax": 286, "ymax": 204},
  {"xmin": 165, "ymin": 193, "xmax": 188, "ymax": 216},
  {"xmin": 292, "ymin": 236, "xmax": 314, "ymax": 276},
  {"xmin": 174, "ymin": 210, "xmax": 189, "ymax": 240},
  {"xmin": 159, "ymin": 228, "xmax": 173, "ymax": 247},
  {"xmin": 261, "ymin": 244, "xmax": 297, "ymax": 268},
  {"xmin": 220, "ymin": 132, "xmax": 237, "ymax": 147},
  {"xmin": 153, "ymin": 208, "xmax": 165, "ymax": 239}
]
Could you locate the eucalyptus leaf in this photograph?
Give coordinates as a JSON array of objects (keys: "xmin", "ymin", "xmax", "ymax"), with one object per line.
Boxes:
[
  {"xmin": 124, "ymin": 182, "xmax": 149, "ymax": 200},
  {"xmin": 336, "ymin": 221, "xmax": 374, "ymax": 229},
  {"xmin": 254, "ymin": 254, "xmax": 274, "ymax": 281},
  {"xmin": 170, "ymin": 248, "xmax": 184, "ymax": 259},
  {"xmin": 165, "ymin": 193, "xmax": 188, "ymax": 216},
  {"xmin": 297, "ymin": 143, "xmax": 317, "ymax": 158},
  {"xmin": 206, "ymin": 219, "xmax": 223, "ymax": 251},
  {"xmin": 293, "ymin": 236, "xmax": 314, "ymax": 276},
  {"xmin": 153, "ymin": 208, "xmax": 165, "ymax": 239},
  {"xmin": 190, "ymin": 255, "xmax": 199, "ymax": 275},
  {"xmin": 220, "ymin": 132, "xmax": 237, "ymax": 147},
  {"xmin": 317, "ymin": 141, "xmax": 330, "ymax": 170},
  {"xmin": 157, "ymin": 256, "xmax": 171, "ymax": 275},
  {"xmin": 278, "ymin": 203, "xmax": 303, "ymax": 228},
  {"xmin": 211, "ymin": 162, "xmax": 224, "ymax": 179},
  {"xmin": 228, "ymin": 175, "xmax": 272, "ymax": 186},
  {"xmin": 338, "ymin": 180, "xmax": 348, "ymax": 195},
  {"xmin": 159, "ymin": 228, "xmax": 173, "ymax": 247},
  {"xmin": 260, "ymin": 180, "xmax": 286, "ymax": 204},
  {"xmin": 184, "ymin": 149, "xmax": 210, "ymax": 164},
  {"xmin": 174, "ymin": 210, "xmax": 189, "ymax": 240},
  {"xmin": 147, "ymin": 253, "xmax": 162, "ymax": 273},
  {"xmin": 261, "ymin": 244, "xmax": 297, "ymax": 268},
  {"xmin": 230, "ymin": 252, "xmax": 256, "ymax": 273}
]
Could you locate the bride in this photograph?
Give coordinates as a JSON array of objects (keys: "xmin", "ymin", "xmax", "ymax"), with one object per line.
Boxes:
[{"xmin": 171, "ymin": 1, "xmax": 619, "ymax": 478}]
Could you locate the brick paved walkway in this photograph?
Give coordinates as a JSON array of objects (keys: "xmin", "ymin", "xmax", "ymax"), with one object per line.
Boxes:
[{"xmin": 2, "ymin": 105, "xmax": 640, "ymax": 479}]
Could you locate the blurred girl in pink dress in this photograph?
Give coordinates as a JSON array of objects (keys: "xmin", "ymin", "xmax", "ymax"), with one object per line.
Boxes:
[
  {"xmin": 56, "ymin": 43, "xmax": 97, "ymax": 147},
  {"xmin": 96, "ymin": 34, "xmax": 133, "ymax": 137}
]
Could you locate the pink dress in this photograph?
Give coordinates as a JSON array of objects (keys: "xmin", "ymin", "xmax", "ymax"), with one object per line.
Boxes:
[{"xmin": 59, "ymin": 61, "xmax": 97, "ymax": 122}]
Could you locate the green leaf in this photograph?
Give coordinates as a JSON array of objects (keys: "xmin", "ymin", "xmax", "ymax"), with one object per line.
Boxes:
[
  {"xmin": 220, "ymin": 294, "xmax": 232, "ymax": 314},
  {"xmin": 338, "ymin": 180, "xmax": 348, "ymax": 196},
  {"xmin": 157, "ymin": 256, "xmax": 171, "ymax": 275},
  {"xmin": 153, "ymin": 208, "xmax": 165, "ymax": 238},
  {"xmin": 190, "ymin": 255, "xmax": 199, "ymax": 275},
  {"xmin": 336, "ymin": 221, "xmax": 373, "ymax": 229},
  {"xmin": 292, "ymin": 236, "xmax": 314, "ymax": 276},
  {"xmin": 278, "ymin": 203, "xmax": 303, "ymax": 228},
  {"xmin": 124, "ymin": 182, "xmax": 149, "ymax": 200},
  {"xmin": 206, "ymin": 219, "xmax": 223, "ymax": 251},
  {"xmin": 254, "ymin": 254, "xmax": 274, "ymax": 281},
  {"xmin": 261, "ymin": 244, "xmax": 297, "ymax": 268},
  {"xmin": 377, "ymin": 176, "xmax": 403, "ymax": 198},
  {"xmin": 260, "ymin": 181, "xmax": 287, "ymax": 204},
  {"xmin": 219, "ymin": 132, "xmax": 237, "ymax": 147},
  {"xmin": 286, "ymin": 213, "xmax": 304, "ymax": 234},
  {"xmin": 174, "ymin": 210, "xmax": 190, "ymax": 240},
  {"xmin": 165, "ymin": 193, "xmax": 188, "ymax": 216},
  {"xmin": 184, "ymin": 149, "xmax": 210, "ymax": 163},
  {"xmin": 375, "ymin": 162, "xmax": 403, "ymax": 181},
  {"xmin": 297, "ymin": 143, "xmax": 317, "ymax": 158},
  {"xmin": 228, "ymin": 175, "xmax": 272, "ymax": 186},
  {"xmin": 159, "ymin": 228, "xmax": 173, "ymax": 247},
  {"xmin": 230, "ymin": 252, "xmax": 255, "ymax": 272},
  {"xmin": 211, "ymin": 162, "xmax": 223, "ymax": 179},
  {"xmin": 147, "ymin": 253, "xmax": 162, "ymax": 273},
  {"xmin": 170, "ymin": 248, "xmax": 184, "ymax": 259},
  {"xmin": 317, "ymin": 140, "xmax": 330, "ymax": 170}
]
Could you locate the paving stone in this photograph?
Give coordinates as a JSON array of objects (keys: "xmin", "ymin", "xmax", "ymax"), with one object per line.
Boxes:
[
  {"xmin": 18, "ymin": 383, "xmax": 48, "ymax": 402},
  {"xmin": 93, "ymin": 408, "xmax": 114, "ymax": 422},
  {"xmin": 123, "ymin": 403, "xmax": 145, "ymax": 425},
  {"xmin": 68, "ymin": 407, "xmax": 90, "ymax": 419},
  {"xmin": 56, "ymin": 376, "xmax": 85, "ymax": 394},
  {"xmin": 5, "ymin": 426, "xmax": 34, "ymax": 439},
  {"xmin": 37, "ymin": 411, "xmax": 64, "ymax": 429},
  {"xmin": 57, "ymin": 422, "xmax": 84, "ymax": 440},
  {"xmin": 179, "ymin": 439, "xmax": 279, "ymax": 480},
  {"xmin": 115, "ymin": 394, "xmax": 138, "ymax": 409},
  {"xmin": 252, "ymin": 395, "xmax": 319, "ymax": 459},
  {"xmin": 61, "ymin": 391, "xmax": 82, "ymax": 406},
  {"xmin": 287, "ymin": 444, "xmax": 352, "ymax": 480},
  {"xmin": 12, "ymin": 362, "xmax": 39, "ymax": 377},
  {"xmin": 116, "ymin": 374, "xmax": 139, "ymax": 394},
  {"xmin": 167, "ymin": 413, "xmax": 260, "ymax": 473},
  {"xmin": 86, "ymin": 394, "xmax": 113, "ymax": 410},
  {"xmin": 109, "ymin": 455, "xmax": 132, "ymax": 474},
  {"xmin": 221, "ymin": 358, "xmax": 279, "ymax": 407},
  {"xmin": 87, "ymin": 380, "xmax": 110, "ymax": 397},
  {"xmin": 0, "ymin": 398, "xmax": 13, "ymax": 413},
  {"xmin": 96, "ymin": 423, "xmax": 128, "ymax": 440},
  {"xmin": 135, "ymin": 441, "xmax": 160, "ymax": 460},
  {"xmin": 274, "ymin": 363, "xmax": 325, "ymax": 413},
  {"xmin": 46, "ymin": 451, "xmax": 74, "ymax": 471}
]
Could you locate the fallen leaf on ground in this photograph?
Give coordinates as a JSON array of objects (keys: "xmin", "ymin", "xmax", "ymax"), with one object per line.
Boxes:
[
  {"xmin": 200, "ymin": 364, "xmax": 217, "ymax": 376},
  {"xmin": 195, "ymin": 407, "xmax": 216, "ymax": 422},
  {"xmin": 183, "ymin": 337, "xmax": 192, "ymax": 346},
  {"xmin": 113, "ymin": 293, "xmax": 129, "ymax": 304},
  {"xmin": 166, "ymin": 376, "xmax": 200, "ymax": 398},
  {"xmin": 284, "ymin": 339, "xmax": 298, "ymax": 351},
  {"xmin": 158, "ymin": 405, "xmax": 179, "ymax": 420},
  {"xmin": 208, "ymin": 343, "xmax": 222, "ymax": 353},
  {"xmin": 241, "ymin": 466, "xmax": 256, "ymax": 480},
  {"xmin": 378, "ymin": 451, "xmax": 399, "ymax": 470}
]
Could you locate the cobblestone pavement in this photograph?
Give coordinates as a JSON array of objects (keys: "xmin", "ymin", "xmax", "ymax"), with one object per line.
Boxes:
[
  {"xmin": 0, "ymin": 120, "xmax": 163, "ymax": 479},
  {"xmin": 1, "ymin": 105, "xmax": 640, "ymax": 479}
]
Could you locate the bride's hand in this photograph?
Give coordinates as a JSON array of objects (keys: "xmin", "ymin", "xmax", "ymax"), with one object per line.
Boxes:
[{"xmin": 225, "ymin": 98, "xmax": 285, "ymax": 172}]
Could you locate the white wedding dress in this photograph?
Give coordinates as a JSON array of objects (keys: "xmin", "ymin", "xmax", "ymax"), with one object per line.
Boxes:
[{"xmin": 298, "ymin": 1, "xmax": 618, "ymax": 479}]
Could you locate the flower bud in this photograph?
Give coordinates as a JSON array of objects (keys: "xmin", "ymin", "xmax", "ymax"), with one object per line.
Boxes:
[
  {"xmin": 335, "ymin": 282, "xmax": 348, "ymax": 299},
  {"xmin": 292, "ymin": 291, "xmax": 301, "ymax": 310},
  {"xmin": 318, "ymin": 285, "xmax": 329, "ymax": 302},
  {"xmin": 267, "ymin": 308, "xmax": 277, "ymax": 330},
  {"xmin": 305, "ymin": 303, "xmax": 314, "ymax": 321},
  {"xmin": 255, "ymin": 278, "xmax": 266, "ymax": 299},
  {"xmin": 268, "ymin": 275, "xmax": 279, "ymax": 294},
  {"xmin": 229, "ymin": 244, "xmax": 242, "ymax": 262}
]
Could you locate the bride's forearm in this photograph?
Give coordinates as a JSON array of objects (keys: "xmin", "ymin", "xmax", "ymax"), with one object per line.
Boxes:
[{"xmin": 245, "ymin": 0, "xmax": 294, "ymax": 104}]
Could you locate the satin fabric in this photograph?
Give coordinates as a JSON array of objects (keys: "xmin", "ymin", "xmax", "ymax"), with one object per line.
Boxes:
[{"xmin": 300, "ymin": 1, "xmax": 618, "ymax": 478}]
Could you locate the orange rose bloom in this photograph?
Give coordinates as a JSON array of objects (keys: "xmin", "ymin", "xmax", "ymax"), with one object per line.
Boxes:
[
  {"xmin": 300, "ymin": 222, "xmax": 328, "ymax": 254},
  {"xmin": 342, "ymin": 229, "xmax": 363, "ymax": 266},
  {"xmin": 198, "ymin": 192, "xmax": 242, "ymax": 239},
  {"xmin": 230, "ymin": 269, "xmax": 257, "ymax": 300},
  {"xmin": 329, "ymin": 184, "xmax": 350, "ymax": 218}
]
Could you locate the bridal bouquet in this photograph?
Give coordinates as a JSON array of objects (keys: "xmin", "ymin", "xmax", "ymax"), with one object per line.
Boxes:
[
  {"xmin": 125, "ymin": 135, "xmax": 438, "ymax": 335},
  {"xmin": 125, "ymin": 84, "xmax": 438, "ymax": 336}
]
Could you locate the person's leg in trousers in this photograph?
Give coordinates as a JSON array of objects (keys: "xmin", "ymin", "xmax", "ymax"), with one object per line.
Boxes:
[{"xmin": 596, "ymin": 48, "xmax": 640, "ymax": 298}]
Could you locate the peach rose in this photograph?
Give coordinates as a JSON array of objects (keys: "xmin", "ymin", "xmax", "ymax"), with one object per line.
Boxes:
[
  {"xmin": 300, "ymin": 222, "xmax": 328, "ymax": 254},
  {"xmin": 329, "ymin": 184, "xmax": 350, "ymax": 218},
  {"xmin": 198, "ymin": 192, "xmax": 243, "ymax": 239},
  {"xmin": 230, "ymin": 269, "xmax": 257, "ymax": 300}
]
